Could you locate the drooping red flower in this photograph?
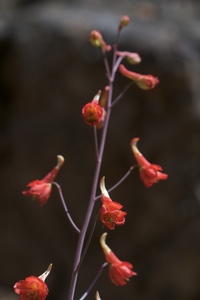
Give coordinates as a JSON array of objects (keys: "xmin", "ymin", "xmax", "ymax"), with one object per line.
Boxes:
[
  {"xmin": 130, "ymin": 138, "xmax": 168, "ymax": 187},
  {"xmin": 14, "ymin": 264, "xmax": 52, "ymax": 300},
  {"xmin": 82, "ymin": 91, "xmax": 104, "ymax": 126},
  {"xmin": 100, "ymin": 233, "xmax": 137, "ymax": 286},
  {"xmin": 119, "ymin": 64, "xmax": 159, "ymax": 90},
  {"xmin": 99, "ymin": 177, "xmax": 127, "ymax": 230},
  {"xmin": 22, "ymin": 155, "xmax": 64, "ymax": 205}
]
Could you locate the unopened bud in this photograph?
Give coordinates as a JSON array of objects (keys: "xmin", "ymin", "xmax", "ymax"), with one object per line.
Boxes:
[
  {"xmin": 89, "ymin": 30, "xmax": 111, "ymax": 52},
  {"xmin": 119, "ymin": 15, "xmax": 130, "ymax": 30},
  {"xmin": 89, "ymin": 30, "xmax": 103, "ymax": 47},
  {"xmin": 100, "ymin": 86, "xmax": 110, "ymax": 108},
  {"xmin": 117, "ymin": 51, "xmax": 141, "ymax": 65}
]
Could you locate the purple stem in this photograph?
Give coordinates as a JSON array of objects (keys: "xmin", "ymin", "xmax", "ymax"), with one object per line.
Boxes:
[
  {"xmin": 95, "ymin": 165, "xmax": 136, "ymax": 201},
  {"xmin": 67, "ymin": 82, "xmax": 113, "ymax": 300},
  {"xmin": 112, "ymin": 81, "xmax": 133, "ymax": 107},
  {"xmin": 52, "ymin": 182, "xmax": 80, "ymax": 234},
  {"xmin": 67, "ymin": 30, "xmax": 122, "ymax": 300},
  {"xmin": 79, "ymin": 262, "xmax": 108, "ymax": 300}
]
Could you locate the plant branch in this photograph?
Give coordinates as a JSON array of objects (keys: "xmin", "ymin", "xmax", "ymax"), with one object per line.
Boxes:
[
  {"xmin": 95, "ymin": 165, "xmax": 136, "ymax": 201},
  {"xmin": 79, "ymin": 262, "xmax": 108, "ymax": 300},
  {"xmin": 103, "ymin": 53, "xmax": 111, "ymax": 79},
  {"xmin": 52, "ymin": 182, "xmax": 80, "ymax": 234},
  {"xmin": 112, "ymin": 81, "xmax": 133, "ymax": 107},
  {"xmin": 75, "ymin": 210, "xmax": 99, "ymax": 273},
  {"xmin": 93, "ymin": 126, "xmax": 99, "ymax": 159},
  {"xmin": 67, "ymin": 53, "xmax": 119, "ymax": 300}
]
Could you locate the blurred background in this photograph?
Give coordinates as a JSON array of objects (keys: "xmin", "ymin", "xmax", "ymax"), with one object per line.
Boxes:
[{"xmin": 1, "ymin": 0, "xmax": 200, "ymax": 299}]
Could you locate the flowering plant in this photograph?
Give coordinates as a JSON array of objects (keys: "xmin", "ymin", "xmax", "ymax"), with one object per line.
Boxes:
[{"xmin": 14, "ymin": 15, "xmax": 168, "ymax": 300}]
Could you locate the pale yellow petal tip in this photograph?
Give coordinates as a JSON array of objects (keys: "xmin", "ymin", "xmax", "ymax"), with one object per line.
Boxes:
[
  {"xmin": 100, "ymin": 177, "xmax": 109, "ymax": 197},
  {"xmin": 57, "ymin": 155, "xmax": 65, "ymax": 168},
  {"xmin": 100, "ymin": 232, "xmax": 110, "ymax": 254},
  {"xmin": 130, "ymin": 137, "xmax": 139, "ymax": 147},
  {"xmin": 100, "ymin": 232, "xmax": 107, "ymax": 248},
  {"xmin": 38, "ymin": 263, "xmax": 53, "ymax": 282},
  {"xmin": 47, "ymin": 263, "xmax": 53, "ymax": 273},
  {"xmin": 95, "ymin": 291, "xmax": 102, "ymax": 300},
  {"xmin": 94, "ymin": 90, "xmax": 102, "ymax": 102}
]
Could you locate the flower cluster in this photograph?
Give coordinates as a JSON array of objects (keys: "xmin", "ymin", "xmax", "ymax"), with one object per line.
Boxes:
[{"xmin": 14, "ymin": 15, "xmax": 169, "ymax": 300}]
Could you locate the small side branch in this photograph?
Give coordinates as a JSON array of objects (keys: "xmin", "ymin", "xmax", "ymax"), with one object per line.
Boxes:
[
  {"xmin": 95, "ymin": 165, "xmax": 136, "ymax": 201},
  {"xmin": 79, "ymin": 262, "xmax": 108, "ymax": 300},
  {"xmin": 75, "ymin": 211, "xmax": 99, "ymax": 273},
  {"xmin": 112, "ymin": 81, "xmax": 133, "ymax": 107},
  {"xmin": 52, "ymin": 182, "xmax": 80, "ymax": 234}
]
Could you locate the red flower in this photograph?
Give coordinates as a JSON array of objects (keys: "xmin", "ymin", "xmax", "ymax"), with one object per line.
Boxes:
[
  {"xmin": 22, "ymin": 155, "xmax": 64, "ymax": 205},
  {"xmin": 119, "ymin": 64, "xmax": 159, "ymax": 90},
  {"xmin": 130, "ymin": 138, "xmax": 168, "ymax": 187},
  {"xmin": 14, "ymin": 264, "xmax": 52, "ymax": 300},
  {"xmin": 100, "ymin": 233, "xmax": 137, "ymax": 286},
  {"xmin": 99, "ymin": 177, "xmax": 127, "ymax": 230},
  {"xmin": 82, "ymin": 91, "xmax": 104, "ymax": 126}
]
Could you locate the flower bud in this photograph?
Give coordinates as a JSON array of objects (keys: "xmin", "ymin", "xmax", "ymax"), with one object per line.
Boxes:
[
  {"xmin": 119, "ymin": 15, "xmax": 130, "ymax": 30},
  {"xmin": 89, "ymin": 30, "xmax": 111, "ymax": 52},
  {"xmin": 99, "ymin": 86, "xmax": 110, "ymax": 108},
  {"xmin": 117, "ymin": 51, "xmax": 141, "ymax": 65}
]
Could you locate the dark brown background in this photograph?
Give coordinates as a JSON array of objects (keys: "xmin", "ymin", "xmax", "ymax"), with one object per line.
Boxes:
[{"xmin": 1, "ymin": 1, "xmax": 200, "ymax": 299}]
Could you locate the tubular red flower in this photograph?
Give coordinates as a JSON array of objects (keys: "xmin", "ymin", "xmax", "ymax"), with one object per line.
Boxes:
[
  {"xmin": 82, "ymin": 91, "xmax": 104, "ymax": 126},
  {"xmin": 14, "ymin": 264, "xmax": 52, "ymax": 300},
  {"xmin": 99, "ymin": 177, "xmax": 127, "ymax": 229},
  {"xmin": 22, "ymin": 155, "xmax": 64, "ymax": 205},
  {"xmin": 119, "ymin": 64, "xmax": 159, "ymax": 90},
  {"xmin": 130, "ymin": 138, "xmax": 168, "ymax": 187},
  {"xmin": 100, "ymin": 233, "xmax": 137, "ymax": 286}
]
